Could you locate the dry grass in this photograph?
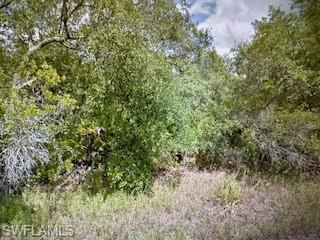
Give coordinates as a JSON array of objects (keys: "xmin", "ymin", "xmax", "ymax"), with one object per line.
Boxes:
[{"xmin": 1, "ymin": 168, "xmax": 320, "ymax": 240}]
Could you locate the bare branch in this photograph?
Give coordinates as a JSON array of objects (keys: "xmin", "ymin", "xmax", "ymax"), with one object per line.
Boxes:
[
  {"xmin": 60, "ymin": 0, "xmax": 71, "ymax": 37},
  {"xmin": 25, "ymin": 0, "xmax": 87, "ymax": 57},
  {"xmin": 0, "ymin": 0, "xmax": 13, "ymax": 9},
  {"xmin": 69, "ymin": 0, "xmax": 85, "ymax": 17},
  {"xmin": 0, "ymin": 116, "xmax": 57, "ymax": 193},
  {"xmin": 59, "ymin": 0, "xmax": 87, "ymax": 38},
  {"xmin": 59, "ymin": 40, "xmax": 78, "ymax": 51},
  {"xmin": 0, "ymin": 111, "xmax": 65, "ymax": 194},
  {"xmin": 27, "ymin": 36, "xmax": 65, "ymax": 56},
  {"xmin": 13, "ymin": 77, "xmax": 36, "ymax": 90}
]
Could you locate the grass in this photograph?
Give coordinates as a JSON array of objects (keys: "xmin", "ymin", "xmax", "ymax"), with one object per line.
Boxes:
[
  {"xmin": 1, "ymin": 167, "xmax": 320, "ymax": 239},
  {"xmin": 215, "ymin": 174, "xmax": 242, "ymax": 206}
]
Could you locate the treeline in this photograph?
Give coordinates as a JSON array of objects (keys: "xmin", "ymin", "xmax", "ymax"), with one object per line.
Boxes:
[{"xmin": 0, "ymin": 0, "xmax": 319, "ymax": 195}]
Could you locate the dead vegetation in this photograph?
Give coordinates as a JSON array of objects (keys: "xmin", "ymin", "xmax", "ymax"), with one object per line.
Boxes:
[{"xmin": 2, "ymin": 167, "xmax": 319, "ymax": 240}]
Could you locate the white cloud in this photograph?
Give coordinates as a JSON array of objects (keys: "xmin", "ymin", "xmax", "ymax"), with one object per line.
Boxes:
[
  {"xmin": 192, "ymin": 0, "xmax": 291, "ymax": 56},
  {"xmin": 190, "ymin": 0, "xmax": 215, "ymax": 15}
]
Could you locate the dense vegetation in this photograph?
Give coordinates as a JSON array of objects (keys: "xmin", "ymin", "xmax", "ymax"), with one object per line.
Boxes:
[
  {"xmin": 0, "ymin": 0, "xmax": 319, "ymax": 238},
  {"xmin": 0, "ymin": 0, "xmax": 319, "ymax": 196}
]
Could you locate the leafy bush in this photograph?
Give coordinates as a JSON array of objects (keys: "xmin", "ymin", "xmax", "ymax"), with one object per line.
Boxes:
[
  {"xmin": 0, "ymin": 191, "xmax": 53, "ymax": 226},
  {"xmin": 106, "ymin": 137, "xmax": 154, "ymax": 194},
  {"xmin": 252, "ymin": 109, "xmax": 320, "ymax": 175},
  {"xmin": 0, "ymin": 62, "xmax": 75, "ymax": 194},
  {"xmin": 0, "ymin": 196, "xmax": 33, "ymax": 224}
]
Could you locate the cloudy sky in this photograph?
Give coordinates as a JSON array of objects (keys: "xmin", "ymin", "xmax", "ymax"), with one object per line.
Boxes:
[{"xmin": 188, "ymin": 0, "xmax": 291, "ymax": 55}]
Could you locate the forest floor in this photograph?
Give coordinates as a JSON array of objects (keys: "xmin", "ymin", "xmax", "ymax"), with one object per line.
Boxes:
[{"xmin": 1, "ymin": 166, "xmax": 320, "ymax": 240}]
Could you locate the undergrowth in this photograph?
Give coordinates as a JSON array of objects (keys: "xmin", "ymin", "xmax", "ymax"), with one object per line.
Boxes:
[{"xmin": 1, "ymin": 170, "xmax": 319, "ymax": 240}]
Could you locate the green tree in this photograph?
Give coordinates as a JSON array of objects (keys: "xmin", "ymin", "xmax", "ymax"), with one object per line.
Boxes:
[
  {"xmin": 0, "ymin": 0, "xmax": 219, "ymax": 193},
  {"xmin": 231, "ymin": 0, "xmax": 320, "ymax": 174}
]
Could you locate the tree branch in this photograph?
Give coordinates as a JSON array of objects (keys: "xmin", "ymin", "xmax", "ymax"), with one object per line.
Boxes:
[
  {"xmin": 27, "ymin": 36, "xmax": 65, "ymax": 57},
  {"xmin": 59, "ymin": 0, "xmax": 87, "ymax": 38},
  {"xmin": 0, "ymin": 0, "xmax": 13, "ymax": 9},
  {"xmin": 27, "ymin": 0, "xmax": 87, "ymax": 57},
  {"xmin": 69, "ymin": 0, "xmax": 85, "ymax": 17},
  {"xmin": 13, "ymin": 77, "xmax": 36, "ymax": 90},
  {"xmin": 60, "ymin": 0, "xmax": 71, "ymax": 37}
]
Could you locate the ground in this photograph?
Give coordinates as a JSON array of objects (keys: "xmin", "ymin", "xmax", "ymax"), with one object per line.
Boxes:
[{"xmin": 1, "ymin": 166, "xmax": 320, "ymax": 240}]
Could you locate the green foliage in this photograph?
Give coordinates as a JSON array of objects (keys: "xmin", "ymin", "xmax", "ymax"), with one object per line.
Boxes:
[
  {"xmin": 0, "ymin": 192, "xmax": 52, "ymax": 226},
  {"xmin": 1, "ymin": 0, "xmax": 319, "ymax": 195},
  {"xmin": 254, "ymin": 109, "xmax": 320, "ymax": 174},
  {"xmin": 0, "ymin": 59, "xmax": 76, "ymax": 193},
  {"xmin": 106, "ymin": 135, "xmax": 154, "ymax": 194},
  {"xmin": 230, "ymin": 0, "xmax": 320, "ymax": 175},
  {"xmin": 232, "ymin": 5, "xmax": 320, "ymax": 112},
  {"xmin": 0, "ymin": 196, "xmax": 33, "ymax": 224},
  {"xmin": 0, "ymin": 0, "xmax": 217, "ymax": 193},
  {"xmin": 215, "ymin": 175, "xmax": 242, "ymax": 206}
]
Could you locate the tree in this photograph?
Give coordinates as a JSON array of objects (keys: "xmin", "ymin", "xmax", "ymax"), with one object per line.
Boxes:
[
  {"xmin": 231, "ymin": 0, "xmax": 320, "ymax": 174},
  {"xmin": 0, "ymin": 0, "xmax": 218, "ymax": 193}
]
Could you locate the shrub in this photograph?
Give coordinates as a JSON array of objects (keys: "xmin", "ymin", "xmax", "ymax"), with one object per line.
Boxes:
[
  {"xmin": 252, "ymin": 109, "xmax": 320, "ymax": 175},
  {"xmin": 215, "ymin": 175, "xmax": 242, "ymax": 206},
  {"xmin": 0, "ymin": 117, "xmax": 54, "ymax": 194},
  {"xmin": 106, "ymin": 137, "xmax": 154, "ymax": 194}
]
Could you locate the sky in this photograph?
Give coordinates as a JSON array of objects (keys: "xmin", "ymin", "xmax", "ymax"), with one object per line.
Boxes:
[{"xmin": 188, "ymin": 0, "xmax": 291, "ymax": 56}]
